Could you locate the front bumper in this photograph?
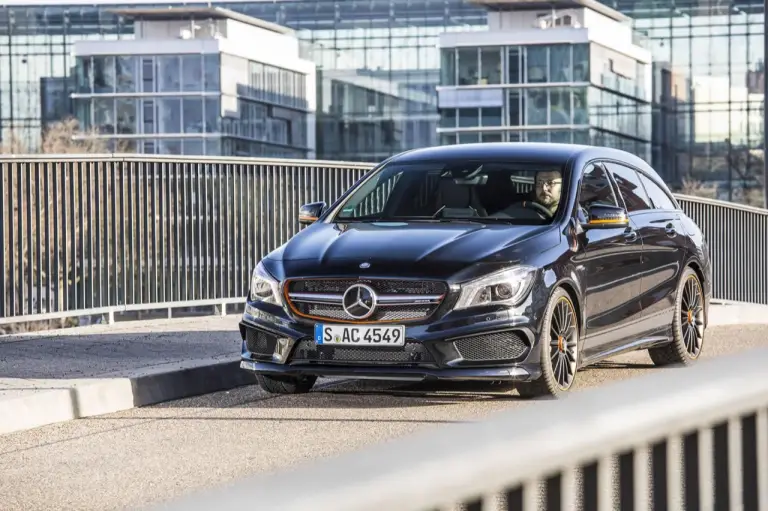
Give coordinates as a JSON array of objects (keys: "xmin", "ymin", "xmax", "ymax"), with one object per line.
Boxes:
[{"xmin": 238, "ymin": 300, "xmax": 544, "ymax": 383}]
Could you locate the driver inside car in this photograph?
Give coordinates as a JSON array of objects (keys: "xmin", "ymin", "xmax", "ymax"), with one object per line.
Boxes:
[{"xmin": 495, "ymin": 170, "xmax": 563, "ymax": 219}]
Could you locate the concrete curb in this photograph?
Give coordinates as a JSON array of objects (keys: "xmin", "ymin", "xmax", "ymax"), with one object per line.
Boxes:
[
  {"xmin": 708, "ymin": 301, "xmax": 768, "ymax": 326},
  {"xmin": 0, "ymin": 360, "xmax": 258, "ymax": 436}
]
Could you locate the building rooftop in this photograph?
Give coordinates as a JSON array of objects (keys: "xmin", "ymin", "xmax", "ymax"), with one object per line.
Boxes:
[
  {"xmin": 107, "ymin": 6, "xmax": 295, "ymax": 36},
  {"xmin": 466, "ymin": 0, "xmax": 631, "ymax": 23}
]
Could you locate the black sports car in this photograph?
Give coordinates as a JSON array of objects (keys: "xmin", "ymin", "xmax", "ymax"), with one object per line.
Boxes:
[{"xmin": 239, "ymin": 143, "xmax": 711, "ymax": 398}]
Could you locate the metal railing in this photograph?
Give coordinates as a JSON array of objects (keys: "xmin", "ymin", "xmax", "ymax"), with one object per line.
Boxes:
[
  {"xmin": 151, "ymin": 346, "xmax": 768, "ymax": 511},
  {"xmin": 1, "ymin": 154, "xmax": 766, "ymax": 327}
]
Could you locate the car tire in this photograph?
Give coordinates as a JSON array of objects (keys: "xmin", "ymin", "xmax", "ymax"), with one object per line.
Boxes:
[
  {"xmin": 517, "ymin": 287, "xmax": 580, "ymax": 399},
  {"xmin": 648, "ymin": 266, "xmax": 706, "ymax": 367},
  {"xmin": 257, "ymin": 374, "xmax": 317, "ymax": 394}
]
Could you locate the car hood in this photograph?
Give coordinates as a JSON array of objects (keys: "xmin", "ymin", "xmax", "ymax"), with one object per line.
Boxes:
[{"xmin": 266, "ymin": 221, "xmax": 556, "ymax": 279}]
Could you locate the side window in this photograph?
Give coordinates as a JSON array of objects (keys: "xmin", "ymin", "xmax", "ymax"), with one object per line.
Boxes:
[
  {"xmin": 637, "ymin": 172, "xmax": 678, "ymax": 210},
  {"xmin": 605, "ymin": 162, "xmax": 652, "ymax": 213},
  {"xmin": 578, "ymin": 163, "xmax": 619, "ymax": 211}
]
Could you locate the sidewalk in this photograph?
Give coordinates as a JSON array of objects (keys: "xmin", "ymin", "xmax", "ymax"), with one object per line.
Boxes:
[
  {"xmin": 2, "ymin": 302, "xmax": 767, "ymax": 436},
  {"xmin": 0, "ymin": 315, "xmax": 255, "ymax": 435}
]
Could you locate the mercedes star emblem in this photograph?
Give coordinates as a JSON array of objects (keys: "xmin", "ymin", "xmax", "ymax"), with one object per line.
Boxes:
[{"xmin": 342, "ymin": 283, "xmax": 377, "ymax": 319}]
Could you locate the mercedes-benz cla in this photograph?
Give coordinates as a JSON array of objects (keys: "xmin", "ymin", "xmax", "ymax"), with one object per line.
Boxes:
[{"xmin": 239, "ymin": 143, "xmax": 711, "ymax": 398}]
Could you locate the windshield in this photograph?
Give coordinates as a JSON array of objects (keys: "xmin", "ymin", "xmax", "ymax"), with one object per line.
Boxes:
[{"xmin": 333, "ymin": 160, "xmax": 568, "ymax": 225}]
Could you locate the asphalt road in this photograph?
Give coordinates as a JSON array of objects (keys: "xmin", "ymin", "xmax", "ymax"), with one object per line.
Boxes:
[{"xmin": 2, "ymin": 324, "xmax": 768, "ymax": 511}]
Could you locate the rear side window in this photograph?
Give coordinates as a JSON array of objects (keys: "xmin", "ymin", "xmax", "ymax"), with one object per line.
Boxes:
[
  {"xmin": 637, "ymin": 172, "xmax": 678, "ymax": 210},
  {"xmin": 604, "ymin": 162, "xmax": 652, "ymax": 213}
]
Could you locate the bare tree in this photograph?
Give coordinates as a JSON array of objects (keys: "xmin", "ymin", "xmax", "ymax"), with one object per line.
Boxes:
[
  {"xmin": 0, "ymin": 118, "xmax": 134, "ymax": 333},
  {"xmin": 680, "ymin": 177, "xmax": 718, "ymax": 200}
]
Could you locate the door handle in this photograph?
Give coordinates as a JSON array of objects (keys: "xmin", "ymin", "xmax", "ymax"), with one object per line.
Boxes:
[
  {"xmin": 665, "ymin": 223, "xmax": 677, "ymax": 237},
  {"xmin": 623, "ymin": 228, "xmax": 638, "ymax": 243}
]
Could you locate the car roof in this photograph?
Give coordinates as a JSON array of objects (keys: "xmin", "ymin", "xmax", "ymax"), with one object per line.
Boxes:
[
  {"xmin": 388, "ymin": 142, "xmax": 656, "ymax": 179},
  {"xmin": 389, "ymin": 142, "xmax": 586, "ymax": 166}
]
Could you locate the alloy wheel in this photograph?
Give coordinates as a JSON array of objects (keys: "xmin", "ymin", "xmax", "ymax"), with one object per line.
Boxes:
[
  {"xmin": 549, "ymin": 296, "xmax": 578, "ymax": 390},
  {"xmin": 681, "ymin": 275, "xmax": 705, "ymax": 359}
]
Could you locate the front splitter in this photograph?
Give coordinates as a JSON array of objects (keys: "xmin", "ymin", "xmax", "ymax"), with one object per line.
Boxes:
[{"xmin": 240, "ymin": 360, "xmax": 537, "ymax": 382}]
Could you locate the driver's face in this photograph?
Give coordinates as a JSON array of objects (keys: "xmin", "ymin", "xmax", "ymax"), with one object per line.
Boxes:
[{"xmin": 535, "ymin": 171, "xmax": 562, "ymax": 207}]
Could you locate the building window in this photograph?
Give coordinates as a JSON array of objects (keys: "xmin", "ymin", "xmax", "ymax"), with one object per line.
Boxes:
[
  {"xmin": 549, "ymin": 45, "xmax": 571, "ymax": 82},
  {"xmin": 549, "ymin": 88, "xmax": 571, "ymax": 125},
  {"xmin": 204, "ymin": 54, "xmax": 220, "ymax": 91},
  {"xmin": 480, "ymin": 47, "xmax": 501, "ymax": 84},
  {"xmin": 526, "ymin": 46, "xmax": 548, "ymax": 83},
  {"xmin": 573, "ymin": 44, "xmax": 589, "ymax": 82},
  {"xmin": 93, "ymin": 56, "xmax": 116, "ymax": 93},
  {"xmin": 116, "ymin": 98, "xmax": 136, "ymax": 134},
  {"xmin": 481, "ymin": 107, "xmax": 502, "ymax": 126},
  {"xmin": 158, "ymin": 56, "xmax": 181, "ymax": 92},
  {"xmin": 441, "ymin": 48, "xmax": 456, "ymax": 86},
  {"xmin": 507, "ymin": 47, "xmax": 522, "ymax": 84},
  {"xmin": 457, "ymin": 48, "xmax": 478, "ymax": 85},
  {"xmin": 183, "ymin": 98, "xmax": 204, "ymax": 133},
  {"xmin": 158, "ymin": 98, "xmax": 181, "ymax": 133},
  {"xmin": 508, "ymin": 90, "xmax": 521, "ymax": 126},
  {"xmin": 141, "ymin": 57, "xmax": 154, "ymax": 93},
  {"xmin": 439, "ymin": 108, "xmax": 456, "ymax": 128},
  {"xmin": 93, "ymin": 98, "xmax": 114, "ymax": 134},
  {"xmin": 480, "ymin": 132, "xmax": 502, "ymax": 143},
  {"xmin": 526, "ymin": 90, "xmax": 547, "ymax": 125},
  {"xmin": 115, "ymin": 56, "xmax": 136, "ymax": 93},
  {"xmin": 76, "ymin": 57, "xmax": 92, "ymax": 93},
  {"xmin": 181, "ymin": 55, "xmax": 203, "ymax": 92},
  {"xmin": 458, "ymin": 108, "xmax": 478, "ymax": 127}
]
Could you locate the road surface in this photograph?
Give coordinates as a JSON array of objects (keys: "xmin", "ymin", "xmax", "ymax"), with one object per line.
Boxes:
[{"xmin": 2, "ymin": 323, "xmax": 768, "ymax": 511}]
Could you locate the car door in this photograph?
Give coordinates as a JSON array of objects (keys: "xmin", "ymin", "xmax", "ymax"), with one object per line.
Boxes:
[
  {"xmin": 634, "ymin": 169, "xmax": 689, "ymax": 334},
  {"xmin": 603, "ymin": 162, "xmax": 685, "ymax": 338},
  {"xmin": 572, "ymin": 163, "xmax": 646, "ymax": 362}
]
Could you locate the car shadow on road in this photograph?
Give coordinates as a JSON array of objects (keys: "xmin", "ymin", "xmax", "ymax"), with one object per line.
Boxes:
[{"xmin": 153, "ymin": 377, "xmax": 534, "ymax": 411}]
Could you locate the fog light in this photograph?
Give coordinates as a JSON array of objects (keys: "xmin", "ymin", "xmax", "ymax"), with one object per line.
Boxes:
[{"xmin": 272, "ymin": 338, "xmax": 293, "ymax": 363}]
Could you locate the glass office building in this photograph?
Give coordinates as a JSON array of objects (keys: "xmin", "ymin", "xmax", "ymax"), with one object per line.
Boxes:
[
  {"xmin": 0, "ymin": 0, "xmax": 764, "ymax": 203},
  {"xmin": 437, "ymin": 3, "xmax": 653, "ymax": 163},
  {"xmin": 69, "ymin": 7, "xmax": 316, "ymax": 158}
]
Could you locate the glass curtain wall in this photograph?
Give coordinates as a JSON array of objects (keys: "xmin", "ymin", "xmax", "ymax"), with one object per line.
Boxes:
[
  {"xmin": 0, "ymin": 0, "xmax": 764, "ymax": 204},
  {"xmin": 618, "ymin": 0, "xmax": 765, "ymax": 203},
  {"xmin": 73, "ymin": 53, "xmax": 221, "ymax": 155},
  {"xmin": 438, "ymin": 42, "xmax": 653, "ymax": 161},
  {"xmin": 0, "ymin": 0, "xmax": 488, "ymax": 159}
]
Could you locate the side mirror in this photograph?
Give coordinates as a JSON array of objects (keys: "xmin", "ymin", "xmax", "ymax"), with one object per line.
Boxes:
[
  {"xmin": 299, "ymin": 201, "xmax": 326, "ymax": 225},
  {"xmin": 582, "ymin": 204, "xmax": 629, "ymax": 229}
]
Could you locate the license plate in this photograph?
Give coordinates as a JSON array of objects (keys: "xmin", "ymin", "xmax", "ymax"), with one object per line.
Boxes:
[{"xmin": 314, "ymin": 324, "xmax": 406, "ymax": 346}]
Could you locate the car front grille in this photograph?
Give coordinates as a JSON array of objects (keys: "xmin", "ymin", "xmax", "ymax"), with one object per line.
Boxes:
[
  {"xmin": 453, "ymin": 331, "xmax": 529, "ymax": 362},
  {"xmin": 285, "ymin": 278, "xmax": 447, "ymax": 323},
  {"xmin": 289, "ymin": 339, "xmax": 435, "ymax": 366}
]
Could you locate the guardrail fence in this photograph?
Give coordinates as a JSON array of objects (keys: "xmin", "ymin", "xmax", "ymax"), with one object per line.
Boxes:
[
  {"xmin": 153, "ymin": 346, "xmax": 768, "ymax": 511},
  {"xmin": 1, "ymin": 154, "xmax": 766, "ymax": 328}
]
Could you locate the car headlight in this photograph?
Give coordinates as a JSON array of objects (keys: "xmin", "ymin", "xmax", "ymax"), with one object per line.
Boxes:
[
  {"xmin": 454, "ymin": 266, "xmax": 537, "ymax": 310},
  {"xmin": 249, "ymin": 262, "xmax": 282, "ymax": 304}
]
